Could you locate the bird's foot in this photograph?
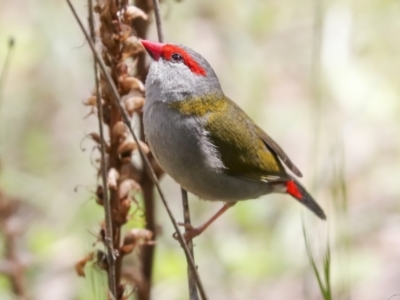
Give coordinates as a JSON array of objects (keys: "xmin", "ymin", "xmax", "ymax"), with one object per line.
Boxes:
[{"xmin": 173, "ymin": 222, "xmax": 202, "ymax": 242}]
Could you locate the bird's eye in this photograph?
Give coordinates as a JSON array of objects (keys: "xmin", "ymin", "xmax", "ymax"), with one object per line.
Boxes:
[{"xmin": 171, "ymin": 53, "xmax": 183, "ymax": 62}]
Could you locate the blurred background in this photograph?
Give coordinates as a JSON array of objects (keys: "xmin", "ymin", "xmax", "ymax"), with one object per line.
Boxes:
[{"xmin": 0, "ymin": 0, "xmax": 399, "ymax": 299}]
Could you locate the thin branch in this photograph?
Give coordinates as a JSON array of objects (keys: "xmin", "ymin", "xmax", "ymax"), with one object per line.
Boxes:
[
  {"xmin": 0, "ymin": 37, "xmax": 15, "ymax": 107},
  {"xmin": 152, "ymin": 0, "xmax": 164, "ymax": 42},
  {"xmin": 87, "ymin": 0, "xmax": 117, "ymax": 297},
  {"xmin": 65, "ymin": 1, "xmax": 208, "ymax": 299},
  {"xmin": 181, "ymin": 188, "xmax": 199, "ymax": 300},
  {"xmin": 132, "ymin": 0, "xmax": 156, "ymax": 295}
]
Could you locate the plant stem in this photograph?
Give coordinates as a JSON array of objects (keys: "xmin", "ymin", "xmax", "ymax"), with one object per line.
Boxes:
[
  {"xmin": 181, "ymin": 188, "xmax": 199, "ymax": 300},
  {"xmin": 65, "ymin": 1, "xmax": 208, "ymax": 299},
  {"xmin": 87, "ymin": 0, "xmax": 117, "ymax": 297}
]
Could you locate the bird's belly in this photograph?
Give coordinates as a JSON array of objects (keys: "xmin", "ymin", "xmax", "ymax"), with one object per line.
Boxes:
[{"xmin": 144, "ymin": 102, "xmax": 272, "ymax": 201}]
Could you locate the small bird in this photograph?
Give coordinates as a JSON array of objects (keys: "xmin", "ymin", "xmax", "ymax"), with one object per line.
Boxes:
[{"xmin": 141, "ymin": 40, "xmax": 326, "ymax": 240}]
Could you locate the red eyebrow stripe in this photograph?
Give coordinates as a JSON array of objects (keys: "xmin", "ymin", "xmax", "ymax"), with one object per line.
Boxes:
[{"xmin": 162, "ymin": 45, "xmax": 206, "ymax": 76}]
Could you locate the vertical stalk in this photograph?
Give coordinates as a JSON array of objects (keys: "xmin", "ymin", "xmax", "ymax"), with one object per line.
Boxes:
[
  {"xmin": 181, "ymin": 189, "xmax": 199, "ymax": 300},
  {"xmin": 131, "ymin": 0, "xmax": 156, "ymax": 295},
  {"xmin": 87, "ymin": 0, "xmax": 117, "ymax": 297},
  {"xmin": 66, "ymin": 0, "xmax": 208, "ymax": 298}
]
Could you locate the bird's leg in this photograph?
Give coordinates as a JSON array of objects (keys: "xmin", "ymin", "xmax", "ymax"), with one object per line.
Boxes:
[{"xmin": 175, "ymin": 202, "xmax": 237, "ymax": 242}]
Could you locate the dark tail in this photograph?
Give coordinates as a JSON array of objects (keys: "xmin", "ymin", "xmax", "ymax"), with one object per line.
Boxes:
[{"xmin": 286, "ymin": 178, "xmax": 326, "ymax": 220}]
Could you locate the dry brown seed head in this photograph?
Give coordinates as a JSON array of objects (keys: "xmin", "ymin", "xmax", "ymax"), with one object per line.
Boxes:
[
  {"xmin": 119, "ymin": 159, "xmax": 140, "ymax": 182},
  {"xmin": 123, "ymin": 96, "xmax": 145, "ymax": 116},
  {"xmin": 120, "ymin": 75, "xmax": 145, "ymax": 94},
  {"xmin": 84, "ymin": 95, "xmax": 97, "ymax": 107},
  {"xmin": 138, "ymin": 141, "xmax": 150, "ymax": 154},
  {"xmin": 93, "ymin": 4, "xmax": 102, "ymax": 13},
  {"xmin": 107, "ymin": 168, "xmax": 119, "ymax": 190},
  {"xmin": 75, "ymin": 252, "xmax": 95, "ymax": 277},
  {"xmin": 100, "ymin": 24, "xmax": 117, "ymax": 53},
  {"xmin": 116, "ymin": 197, "xmax": 131, "ymax": 225},
  {"xmin": 87, "ymin": 133, "xmax": 102, "ymax": 145},
  {"xmin": 112, "ymin": 121, "xmax": 129, "ymax": 141},
  {"xmin": 95, "ymin": 185, "xmax": 104, "ymax": 206},
  {"xmin": 117, "ymin": 62, "xmax": 128, "ymax": 75},
  {"xmin": 121, "ymin": 229, "xmax": 154, "ymax": 255},
  {"xmin": 118, "ymin": 137, "xmax": 137, "ymax": 155},
  {"xmin": 95, "ymin": 250, "xmax": 108, "ymax": 271},
  {"xmin": 119, "ymin": 24, "xmax": 132, "ymax": 42},
  {"xmin": 118, "ymin": 179, "xmax": 141, "ymax": 199},
  {"xmin": 122, "ymin": 36, "xmax": 143, "ymax": 59},
  {"xmin": 123, "ymin": 6, "xmax": 148, "ymax": 23}
]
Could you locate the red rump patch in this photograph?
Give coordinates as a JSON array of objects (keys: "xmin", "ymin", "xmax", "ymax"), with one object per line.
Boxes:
[
  {"xmin": 162, "ymin": 45, "xmax": 206, "ymax": 76},
  {"xmin": 286, "ymin": 180, "xmax": 303, "ymax": 200}
]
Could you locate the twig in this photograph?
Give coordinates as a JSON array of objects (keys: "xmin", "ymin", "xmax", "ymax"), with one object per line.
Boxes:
[
  {"xmin": 152, "ymin": 0, "xmax": 164, "ymax": 42},
  {"xmin": 131, "ymin": 0, "xmax": 156, "ymax": 295},
  {"xmin": 0, "ymin": 37, "xmax": 15, "ymax": 107},
  {"xmin": 149, "ymin": 1, "xmax": 201, "ymax": 299},
  {"xmin": 181, "ymin": 188, "xmax": 199, "ymax": 300},
  {"xmin": 65, "ymin": 1, "xmax": 208, "ymax": 299},
  {"xmin": 87, "ymin": 0, "xmax": 117, "ymax": 297}
]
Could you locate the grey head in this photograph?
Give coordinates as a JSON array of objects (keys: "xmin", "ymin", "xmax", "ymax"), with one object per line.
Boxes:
[{"xmin": 141, "ymin": 40, "xmax": 223, "ymax": 103}]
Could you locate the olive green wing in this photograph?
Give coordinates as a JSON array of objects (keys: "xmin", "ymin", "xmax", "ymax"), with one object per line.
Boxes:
[
  {"xmin": 205, "ymin": 98, "xmax": 291, "ymax": 182},
  {"xmin": 254, "ymin": 125, "xmax": 303, "ymax": 177}
]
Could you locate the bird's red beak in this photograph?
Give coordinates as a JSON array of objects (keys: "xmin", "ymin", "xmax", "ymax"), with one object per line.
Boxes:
[{"xmin": 141, "ymin": 39, "xmax": 165, "ymax": 61}]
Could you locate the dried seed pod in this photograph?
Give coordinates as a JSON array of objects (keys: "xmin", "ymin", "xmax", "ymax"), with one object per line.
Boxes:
[
  {"xmin": 117, "ymin": 62, "xmax": 128, "ymax": 76},
  {"xmin": 123, "ymin": 96, "xmax": 145, "ymax": 116},
  {"xmin": 119, "ymin": 158, "xmax": 140, "ymax": 182},
  {"xmin": 107, "ymin": 168, "xmax": 119, "ymax": 189},
  {"xmin": 98, "ymin": 2, "xmax": 113, "ymax": 25},
  {"xmin": 123, "ymin": 6, "xmax": 148, "ymax": 23},
  {"xmin": 120, "ymin": 75, "xmax": 145, "ymax": 94},
  {"xmin": 119, "ymin": 179, "xmax": 141, "ymax": 199},
  {"xmin": 112, "ymin": 121, "xmax": 129, "ymax": 141},
  {"xmin": 121, "ymin": 229, "xmax": 154, "ymax": 255},
  {"xmin": 87, "ymin": 133, "xmax": 109, "ymax": 152},
  {"xmin": 95, "ymin": 250, "xmax": 108, "ymax": 271},
  {"xmin": 122, "ymin": 37, "xmax": 143, "ymax": 59},
  {"xmin": 83, "ymin": 95, "xmax": 97, "ymax": 107},
  {"xmin": 88, "ymin": 133, "xmax": 102, "ymax": 145},
  {"xmin": 75, "ymin": 252, "xmax": 94, "ymax": 277},
  {"xmin": 95, "ymin": 185, "xmax": 104, "ymax": 206},
  {"xmin": 100, "ymin": 24, "xmax": 116, "ymax": 51},
  {"xmin": 116, "ymin": 197, "xmax": 131, "ymax": 225},
  {"xmin": 118, "ymin": 137, "xmax": 137, "ymax": 155},
  {"xmin": 138, "ymin": 141, "xmax": 150, "ymax": 154},
  {"xmin": 93, "ymin": 4, "xmax": 102, "ymax": 13},
  {"xmin": 119, "ymin": 24, "xmax": 132, "ymax": 42}
]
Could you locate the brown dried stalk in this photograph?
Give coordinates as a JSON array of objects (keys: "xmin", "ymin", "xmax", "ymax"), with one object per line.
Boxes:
[
  {"xmin": 66, "ymin": 1, "xmax": 208, "ymax": 299},
  {"xmin": 87, "ymin": 0, "xmax": 117, "ymax": 296},
  {"xmin": 0, "ymin": 37, "xmax": 15, "ymax": 110},
  {"xmin": 131, "ymin": 0, "xmax": 158, "ymax": 294},
  {"xmin": 75, "ymin": 0, "xmax": 153, "ymax": 298}
]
